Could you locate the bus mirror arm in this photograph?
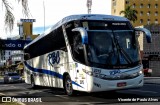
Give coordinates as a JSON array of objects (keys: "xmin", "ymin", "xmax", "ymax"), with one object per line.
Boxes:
[
  {"xmin": 72, "ymin": 27, "xmax": 88, "ymax": 44},
  {"xmin": 135, "ymin": 27, "xmax": 152, "ymax": 43}
]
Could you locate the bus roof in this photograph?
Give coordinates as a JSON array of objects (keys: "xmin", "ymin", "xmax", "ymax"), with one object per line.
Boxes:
[{"xmin": 24, "ymin": 14, "xmax": 129, "ymax": 49}]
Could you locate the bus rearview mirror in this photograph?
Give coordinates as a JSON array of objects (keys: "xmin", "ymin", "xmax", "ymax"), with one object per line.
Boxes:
[
  {"xmin": 72, "ymin": 27, "xmax": 88, "ymax": 44},
  {"xmin": 135, "ymin": 27, "xmax": 152, "ymax": 43}
]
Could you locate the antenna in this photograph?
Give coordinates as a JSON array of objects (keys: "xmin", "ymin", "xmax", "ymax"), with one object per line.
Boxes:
[
  {"xmin": 43, "ymin": 0, "xmax": 45, "ymax": 32},
  {"xmin": 87, "ymin": 0, "xmax": 92, "ymax": 14}
]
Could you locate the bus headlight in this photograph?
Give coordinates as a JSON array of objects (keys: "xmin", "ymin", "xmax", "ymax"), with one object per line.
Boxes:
[
  {"xmin": 139, "ymin": 70, "xmax": 143, "ymax": 74},
  {"xmin": 9, "ymin": 77, "xmax": 12, "ymax": 80}
]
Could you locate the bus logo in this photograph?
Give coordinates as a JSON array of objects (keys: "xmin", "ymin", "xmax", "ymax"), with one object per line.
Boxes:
[
  {"xmin": 48, "ymin": 51, "xmax": 60, "ymax": 66},
  {"xmin": 109, "ymin": 70, "xmax": 121, "ymax": 75}
]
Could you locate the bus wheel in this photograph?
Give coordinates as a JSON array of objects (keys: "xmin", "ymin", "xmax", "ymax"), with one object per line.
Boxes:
[
  {"xmin": 64, "ymin": 75, "xmax": 75, "ymax": 96},
  {"xmin": 31, "ymin": 75, "xmax": 37, "ymax": 88}
]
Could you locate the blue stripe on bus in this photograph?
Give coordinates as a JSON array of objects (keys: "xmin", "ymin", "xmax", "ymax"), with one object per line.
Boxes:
[{"xmin": 24, "ymin": 61, "xmax": 83, "ymax": 88}]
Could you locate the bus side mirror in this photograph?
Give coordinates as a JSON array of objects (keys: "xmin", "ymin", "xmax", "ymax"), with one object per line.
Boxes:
[
  {"xmin": 72, "ymin": 27, "xmax": 88, "ymax": 44},
  {"xmin": 135, "ymin": 27, "xmax": 152, "ymax": 43},
  {"xmin": 24, "ymin": 53, "xmax": 30, "ymax": 60}
]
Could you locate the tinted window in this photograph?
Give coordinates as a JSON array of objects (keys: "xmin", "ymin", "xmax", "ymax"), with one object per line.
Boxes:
[
  {"xmin": 8, "ymin": 73, "xmax": 19, "ymax": 76},
  {"xmin": 24, "ymin": 26, "xmax": 66, "ymax": 59},
  {"xmin": 81, "ymin": 20, "xmax": 133, "ymax": 30}
]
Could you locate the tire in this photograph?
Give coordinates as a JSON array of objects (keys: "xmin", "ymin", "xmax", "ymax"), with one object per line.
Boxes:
[
  {"xmin": 4, "ymin": 79, "xmax": 9, "ymax": 84},
  {"xmin": 31, "ymin": 75, "xmax": 37, "ymax": 89},
  {"xmin": 4, "ymin": 79, "xmax": 6, "ymax": 84},
  {"xmin": 64, "ymin": 75, "xmax": 75, "ymax": 96}
]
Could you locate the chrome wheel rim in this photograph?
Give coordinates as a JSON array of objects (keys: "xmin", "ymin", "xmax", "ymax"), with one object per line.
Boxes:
[{"xmin": 66, "ymin": 78, "xmax": 72, "ymax": 94}]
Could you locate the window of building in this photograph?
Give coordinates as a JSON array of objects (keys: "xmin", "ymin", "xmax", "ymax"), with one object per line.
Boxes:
[
  {"xmin": 140, "ymin": 11, "xmax": 143, "ymax": 16},
  {"xmin": 126, "ymin": 1, "xmax": 129, "ymax": 4},
  {"xmin": 155, "ymin": 11, "xmax": 158, "ymax": 16},
  {"xmin": 133, "ymin": 3, "xmax": 136, "ymax": 8},
  {"xmin": 140, "ymin": 3, "xmax": 143, "ymax": 8},
  {"xmin": 155, "ymin": 19, "xmax": 158, "ymax": 24},
  {"xmin": 140, "ymin": 19, "xmax": 143, "ymax": 23},
  {"xmin": 147, "ymin": 4, "xmax": 151, "ymax": 8},
  {"xmin": 155, "ymin": 4, "xmax": 158, "ymax": 8},
  {"xmin": 30, "ymin": 24, "xmax": 32, "ymax": 34},
  {"xmin": 147, "ymin": 19, "xmax": 150, "ymax": 25},
  {"xmin": 147, "ymin": 11, "xmax": 151, "ymax": 16}
]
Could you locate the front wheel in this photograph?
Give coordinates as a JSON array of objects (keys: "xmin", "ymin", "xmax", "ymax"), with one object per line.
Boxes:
[
  {"xmin": 31, "ymin": 75, "xmax": 37, "ymax": 89},
  {"xmin": 64, "ymin": 75, "xmax": 75, "ymax": 96}
]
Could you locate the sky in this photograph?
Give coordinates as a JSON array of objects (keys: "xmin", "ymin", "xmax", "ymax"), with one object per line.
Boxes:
[{"xmin": 0, "ymin": 0, "xmax": 111, "ymax": 39}]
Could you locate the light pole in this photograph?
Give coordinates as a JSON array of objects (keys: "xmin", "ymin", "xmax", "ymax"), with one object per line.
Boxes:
[
  {"xmin": 87, "ymin": 0, "xmax": 92, "ymax": 14},
  {"xmin": 43, "ymin": 0, "xmax": 46, "ymax": 32}
]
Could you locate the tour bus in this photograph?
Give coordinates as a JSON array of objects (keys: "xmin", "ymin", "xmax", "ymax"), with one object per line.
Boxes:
[{"xmin": 23, "ymin": 14, "xmax": 152, "ymax": 96}]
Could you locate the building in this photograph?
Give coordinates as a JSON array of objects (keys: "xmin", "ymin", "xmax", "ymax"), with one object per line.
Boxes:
[
  {"xmin": 111, "ymin": 0, "xmax": 160, "ymax": 76},
  {"xmin": 0, "ymin": 19, "xmax": 39, "ymax": 75},
  {"xmin": 137, "ymin": 25, "xmax": 160, "ymax": 76},
  {"xmin": 0, "ymin": 37, "xmax": 24, "ymax": 74},
  {"xmin": 111, "ymin": 0, "xmax": 160, "ymax": 27},
  {"xmin": 17, "ymin": 19, "xmax": 38, "ymax": 40},
  {"xmin": 0, "ymin": 38, "xmax": 12, "ymax": 67}
]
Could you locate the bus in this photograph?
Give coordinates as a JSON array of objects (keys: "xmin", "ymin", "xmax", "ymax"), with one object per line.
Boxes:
[{"xmin": 23, "ymin": 14, "xmax": 152, "ymax": 96}]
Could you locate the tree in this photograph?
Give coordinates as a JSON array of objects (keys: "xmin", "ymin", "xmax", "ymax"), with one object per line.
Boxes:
[
  {"xmin": 120, "ymin": 6, "xmax": 138, "ymax": 23},
  {"xmin": 2, "ymin": 0, "xmax": 30, "ymax": 32}
]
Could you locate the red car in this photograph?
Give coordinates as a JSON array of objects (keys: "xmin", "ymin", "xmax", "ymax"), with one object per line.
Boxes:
[{"xmin": 143, "ymin": 68, "xmax": 152, "ymax": 77}]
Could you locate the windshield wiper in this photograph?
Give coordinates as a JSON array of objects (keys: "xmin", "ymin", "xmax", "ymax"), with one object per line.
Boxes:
[
  {"xmin": 110, "ymin": 30, "xmax": 133, "ymax": 65},
  {"xmin": 114, "ymin": 37, "xmax": 133, "ymax": 64}
]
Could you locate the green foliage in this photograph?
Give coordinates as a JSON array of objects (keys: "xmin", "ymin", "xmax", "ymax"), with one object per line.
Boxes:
[
  {"xmin": 2, "ymin": 0, "xmax": 30, "ymax": 32},
  {"xmin": 120, "ymin": 6, "xmax": 138, "ymax": 23}
]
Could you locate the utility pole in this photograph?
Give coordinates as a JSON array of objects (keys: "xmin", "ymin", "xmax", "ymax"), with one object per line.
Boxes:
[
  {"xmin": 87, "ymin": 0, "xmax": 92, "ymax": 14},
  {"xmin": 43, "ymin": 0, "xmax": 46, "ymax": 32}
]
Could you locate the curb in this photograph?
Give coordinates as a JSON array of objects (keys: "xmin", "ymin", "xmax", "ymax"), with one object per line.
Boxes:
[{"xmin": 144, "ymin": 77, "xmax": 160, "ymax": 79}]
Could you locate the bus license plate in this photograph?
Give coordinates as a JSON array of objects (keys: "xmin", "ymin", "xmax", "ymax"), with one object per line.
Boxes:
[{"xmin": 117, "ymin": 82, "xmax": 126, "ymax": 87}]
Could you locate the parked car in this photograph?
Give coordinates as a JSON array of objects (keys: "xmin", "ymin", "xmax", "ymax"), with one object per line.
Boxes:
[
  {"xmin": 143, "ymin": 68, "xmax": 152, "ymax": 77},
  {"xmin": 4, "ymin": 72, "xmax": 22, "ymax": 83}
]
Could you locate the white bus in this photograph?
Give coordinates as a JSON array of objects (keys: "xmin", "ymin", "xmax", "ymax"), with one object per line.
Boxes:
[{"xmin": 23, "ymin": 14, "xmax": 152, "ymax": 96}]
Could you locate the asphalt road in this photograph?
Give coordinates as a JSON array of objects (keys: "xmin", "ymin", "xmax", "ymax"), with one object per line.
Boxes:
[{"xmin": 0, "ymin": 78, "xmax": 160, "ymax": 105}]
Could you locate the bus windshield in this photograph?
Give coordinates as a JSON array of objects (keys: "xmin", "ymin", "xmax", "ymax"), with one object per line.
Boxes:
[{"xmin": 87, "ymin": 30, "xmax": 140, "ymax": 69}]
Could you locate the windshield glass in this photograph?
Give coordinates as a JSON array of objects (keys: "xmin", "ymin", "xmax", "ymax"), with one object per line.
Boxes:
[{"xmin": 87, "ymin": 30, "xmax": 140, "ymax": 68}]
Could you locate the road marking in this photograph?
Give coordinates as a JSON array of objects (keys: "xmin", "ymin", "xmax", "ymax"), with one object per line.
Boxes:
[
  {"xmin": 54, "ymin": 95, "xmax": 69, "ymax": 99},
  {"xmin": 0, "ymin": 93, "xmax": 5, "ymax": 96},
  {"xmin": 128, "ymin": 90, "xmax": 158, "ymax": 94}
]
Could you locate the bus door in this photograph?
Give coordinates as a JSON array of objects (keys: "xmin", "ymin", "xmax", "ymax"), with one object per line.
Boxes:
[{"xmin": 72, "ymin": 32, "xmax": 87, "ymax": 90}]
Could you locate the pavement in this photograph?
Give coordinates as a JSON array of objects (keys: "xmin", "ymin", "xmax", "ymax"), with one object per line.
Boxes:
[
  {"xmin": 144, "ymin": 77, "xmax": 160, "ymax": 85},
  {"xmin": 0, "ymin": 77, "xmax": 159, "ymax": 84},
  {"xmin": 0, "ymin": 77, "xmax": 159, "ymax": 105}
]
